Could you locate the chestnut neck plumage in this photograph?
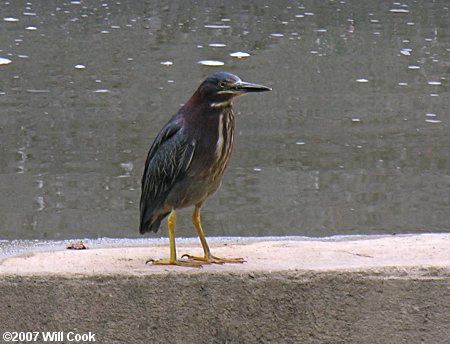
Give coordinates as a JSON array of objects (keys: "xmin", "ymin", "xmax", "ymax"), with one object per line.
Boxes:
[{"xmin": 180, "ymin": 89, "xmax": 235, "ymax": 180}]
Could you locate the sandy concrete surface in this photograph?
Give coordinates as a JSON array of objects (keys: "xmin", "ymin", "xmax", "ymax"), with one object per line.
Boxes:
[
  {"xmin": 1, "ymin": 234, "xmax": 449, "ymax": 343},
  {"xmin": 1, "ymin": 234, "xmax": 449, "ymax": 275}
]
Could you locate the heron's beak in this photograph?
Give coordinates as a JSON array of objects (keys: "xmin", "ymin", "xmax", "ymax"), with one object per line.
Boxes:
[
  {"xmin": 233, "ymin": 80, "xmax": 272, "ymax": 93},
  {"xmin": 218, "ymin": 80, "xmax": 272, "ymax": 95}
]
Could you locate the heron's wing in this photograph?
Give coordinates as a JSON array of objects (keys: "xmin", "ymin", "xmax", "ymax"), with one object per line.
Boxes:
[{"xmin": 140, "ymin": 115, "xmax": 195, "ymax": 231}]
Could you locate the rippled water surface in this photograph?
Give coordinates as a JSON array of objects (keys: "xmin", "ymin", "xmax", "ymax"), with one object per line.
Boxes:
[{"xmin": 0, "ymin": 0, "xmax": 449, "ymax": 240}]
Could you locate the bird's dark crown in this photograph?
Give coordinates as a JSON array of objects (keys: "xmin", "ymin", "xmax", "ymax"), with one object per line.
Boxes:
[{"xmin": 203, "ymin": 72, "xmax": 242, "ymax": 87}]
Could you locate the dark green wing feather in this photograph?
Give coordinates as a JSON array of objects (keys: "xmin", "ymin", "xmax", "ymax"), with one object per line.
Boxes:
[{"xmin": 140, "ymin": 114, "xmax": 195, "ymax": 233}]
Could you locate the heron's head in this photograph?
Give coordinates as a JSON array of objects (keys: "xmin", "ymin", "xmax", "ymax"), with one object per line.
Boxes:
[{"xmin": 196, "ymin": 72, "xmax": 271, "ymax": 108}]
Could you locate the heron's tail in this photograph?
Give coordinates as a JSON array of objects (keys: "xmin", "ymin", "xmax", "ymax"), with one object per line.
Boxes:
[{"xmin": 139, "ymin": 211, "xmax": 169, "ymax": 234}]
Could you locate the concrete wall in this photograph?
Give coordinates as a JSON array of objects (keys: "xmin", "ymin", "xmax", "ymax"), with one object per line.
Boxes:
[{"xmin": 1, "ymin": 235, "xmax": 449, "ymax": 343}]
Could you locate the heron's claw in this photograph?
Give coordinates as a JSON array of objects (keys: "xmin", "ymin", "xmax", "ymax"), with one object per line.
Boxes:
[
  {"xmin": 145, "ymin": 258, "xmax": 205, "ymax": 268},
  {"xmin": 181, "ymin": 254, "xmax": 245, "ymax": 264}
]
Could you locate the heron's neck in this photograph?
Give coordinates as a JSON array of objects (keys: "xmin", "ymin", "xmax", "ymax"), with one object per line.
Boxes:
[{"xmin": 210, "ymin": 99, "xmax": 233, "ymax": 108}]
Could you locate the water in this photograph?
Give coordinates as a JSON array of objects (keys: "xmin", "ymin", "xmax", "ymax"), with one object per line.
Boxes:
[{"xmin": 0, "ymin": 0, "xmax": 448, "ymax": 240}]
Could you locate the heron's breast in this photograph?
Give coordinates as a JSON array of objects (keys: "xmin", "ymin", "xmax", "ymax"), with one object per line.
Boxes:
[
  {"xmin": 187, "ymin": 108, "xmax": 235, "ymax": 179},
  {"xmin": 210, "ymin": 111, "xmax": 235, "ymax": 181}
]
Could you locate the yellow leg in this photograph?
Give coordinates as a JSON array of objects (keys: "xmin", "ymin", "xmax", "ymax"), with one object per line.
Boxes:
[
  {"xmin": 146, "ymin": 210, "xmax": 203, "ymax": 267},
  {"xmin": 182, "ymin": 204, "xmax": 245, "ymax": 264}
]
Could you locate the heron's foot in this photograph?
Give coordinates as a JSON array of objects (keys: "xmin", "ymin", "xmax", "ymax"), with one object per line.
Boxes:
[
  {"xmin": 181, "ymin": 254, "xmax": 245, "ymax": 264},
  {"xmin": 145, "ymin": 258, "xmax": 205, "ymax": 268}
]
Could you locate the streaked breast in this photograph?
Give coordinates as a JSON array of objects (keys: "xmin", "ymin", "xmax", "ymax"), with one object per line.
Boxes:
[{"xmin": 211, "ymin": 109, "xmax": 235, "ymax": 180}]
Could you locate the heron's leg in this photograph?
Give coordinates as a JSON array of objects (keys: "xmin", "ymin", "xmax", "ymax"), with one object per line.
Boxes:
[
  {"xmin": 167, "ymin": 210, "xmax": 177, "ymax": 262},
  {"xmin": 147, "ymin": 210, "xmax": 203, "ymax": 267},
  {"xmin": 193, "ymin": 204, "xmax": 212, "ymax": 259},
  {"xmin": 182, "ymin": 204, "xmax": 245, "ymax": 264}
]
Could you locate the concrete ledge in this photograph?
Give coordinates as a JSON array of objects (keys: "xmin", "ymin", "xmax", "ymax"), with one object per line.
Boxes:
[{"xmin": 1, "ymin": 234, "xmax": 449, "ymax": 343}]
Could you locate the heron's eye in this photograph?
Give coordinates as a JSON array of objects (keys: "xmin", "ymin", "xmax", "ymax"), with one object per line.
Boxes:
[{"xmin": 218, "ymin": 81, "xmax": 227, "ymax": 88}]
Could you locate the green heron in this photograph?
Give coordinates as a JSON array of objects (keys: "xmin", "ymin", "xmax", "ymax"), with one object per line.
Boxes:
[{"xmin": 140, "ymin": 72, "xmax": 271, "ymax": 267}]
